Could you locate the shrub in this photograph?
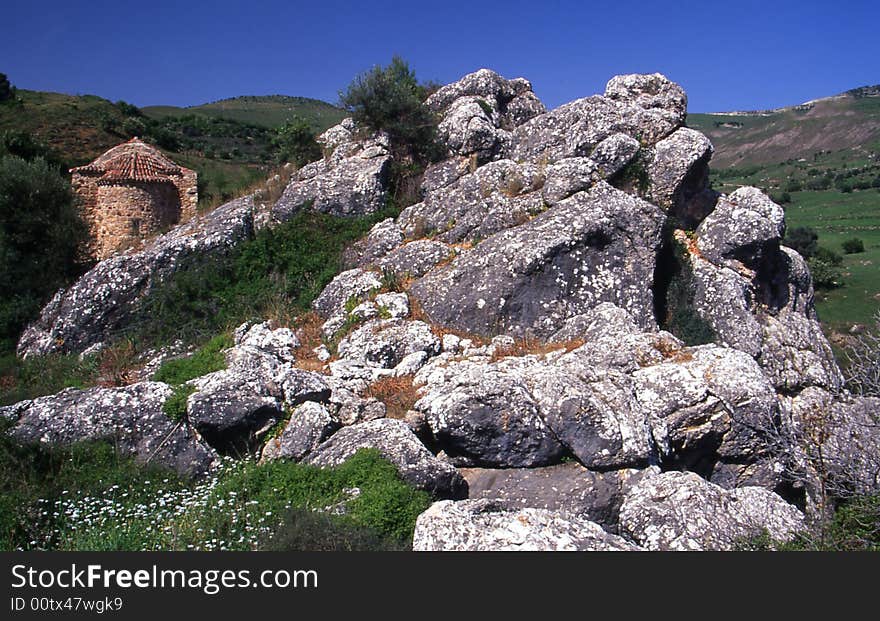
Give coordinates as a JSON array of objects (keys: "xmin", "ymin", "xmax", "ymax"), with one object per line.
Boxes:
[
  {"xmin": 0, "ymin": 154, "xmax": 89, "ymax": 353},
  {"xmin": 842, "ymin": 238, "xmax": 865, "ymax": 254},
  {"xmin": 339, "ymin": 56, "xmax": 442, "ymax": 164},
  {"xmin": 0, "ymin": 73, "xmax": 12, "ymax": 102},
  {"xmin": 274, "ymin": 115, "xmax": 321, "ymax": 167},
  {"xmin": 807, "ymin": 257, "xmax": 843, "ymax": 289},
  {"xmin": 782, "ymin": 226, "xmax": 818, "ymax": 258}
]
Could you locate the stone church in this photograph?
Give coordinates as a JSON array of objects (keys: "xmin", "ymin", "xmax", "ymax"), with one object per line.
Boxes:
[{"xmin": 70, "ymin": 137, "xmax": 197, "ymax": 259}]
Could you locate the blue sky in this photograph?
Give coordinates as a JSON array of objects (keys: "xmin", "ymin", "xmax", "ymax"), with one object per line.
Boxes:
[{"xmin": 3, "ymin": 0, "xmax": 878, "ymax": 113}]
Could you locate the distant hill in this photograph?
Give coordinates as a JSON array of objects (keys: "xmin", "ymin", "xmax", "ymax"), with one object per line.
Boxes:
[
  {"xmin": 143, "ymin": 95, "xmax": 347, "ymax": 131},
  {"xmin": 688, "ymin": 85, "xmax": 880, "ymax": 168}
]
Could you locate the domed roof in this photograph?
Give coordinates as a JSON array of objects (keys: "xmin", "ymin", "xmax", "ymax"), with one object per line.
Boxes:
[{"xmin": 71, "ymin": 137, "xmax": 186, "ymax": 184}]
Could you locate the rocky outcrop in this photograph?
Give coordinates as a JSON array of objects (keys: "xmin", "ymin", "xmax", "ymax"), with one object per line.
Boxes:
[
  {"xmin": 260, "ymin": 401, "xmax": 339, "ymax": 463},
  {"xmin": 618, "ymin": 471, "xmax": 804, "ymax": 550},
  {"xmin": 2, "ymin": 382, "xmax": 216, "ymax": 476},
  {"xmin": 409, "ymin": 182, "xmax": 665, "ymax": 338},
  {"xmin": 18, "ymin": 196, "xmax": 257, "ymax": 357},
  {"xmin": 412, "ymin": 499, "xmax": 641, "ymax": 551},
  {"xmin": 186, "ymin": 322, "xmax": 330, "ymax": 453},
  {"xmin": 272, "ymin": 127, "xmax": 391, "ymax": 220},
  {"xmin": 11, "ymin": 69, "xmax": 871, "ymax": 552}
]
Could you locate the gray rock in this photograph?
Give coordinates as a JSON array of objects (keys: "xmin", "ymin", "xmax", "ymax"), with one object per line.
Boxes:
[
  {"xmin": 412, "ymin": 499, "xmax": 641, "ymax": 551},
  {"xmin": 696, "ymin": 187, "xmax": 785, "ymax": 265},
  {"xmin": 311, "ymin": 268, "xmax": 382, "ymax": 331},
  {"xmin": 426, "ymin": 68, "xmax": 519, "ymax": 115},
  {"xmin": 526, "ymin": 365, "xmax": 653, "ymax": 470},
  {"xmin": 589, "ymin": 132, "xmax": 641, "ymax": 178},
  {"xmin": 398, "ymin": 159, "xmax": 546, "ymax": 244},
  {"xmin": 420, "ymin": 157, "xmax": 471, "ymax": 194},
  {"xmin": 273, "ymin": 135, "xmax": 390, "ymax": 219},
  {"xmin": 373, "ymin": 240, "xmax": 454, "ymax": 278},
  {"xmin": 414, "ymin": 356, "xmax": 566, "ymax": 468},
  {"xmin": 689, "ymin": 209, "xmax": 842, "ymax": 391},
  {"xmin": 500, "ymin": 90, "xmax": 546, "ymax": 130},
  {"xmin": 186, "ymin": 323, "xmax": 330, "ymax": 453},
  {"xmin": 619, "ymin": 471, "xmax": 804, "ymax": 550},
  {"xmin": 306, "ymin": 418, "xmax": 467, "ymax": 499},
  {"xmin": 437, "ymin": 96, "xmax": 507, "ymax": 161},
  {"xmin": 550, "ymin": 303, "xmax": 684, "ymax": 372},
  {"xmin": 18, "ymin": 196, "xmax": 256, "ymax": 357},
  {"xmin": 336, "ymin": 319, "xmax": 440, "ymax": 368},
  {"xmin": 784, "ymin": 388, "xmax": 880, "ymax": 498},
  {"xmin": 604, "ymin": 73, "xmax": 688, "ymax": 127},
  {"xmin": 7, "ymin": 382, "xmax": 217, "ymax": 476},
  {"xmin": 342, "ymin": 218, "xmax": 404, "ymax": 269},
  {"xmin": 510, "ymin": 92, "xmax": 678, "ymax": 165},
  {"xmin": 409, "ymin": 182, "xmax": 665, "ymax": 338},
  {"xmin": 461, "ymin": 463, "xmax": 657, "ymax": 531},
  {"xmin": 261, "ymin": 401, "xmax": 339, "ymax": 462},
  {"xmin": 647, "ymin": 127, "xmax": 714, "ymax": 222},
  {"xmin": 633, "ymin": 344, "xmax": 778, "ymax": 464},
  {"xmin": 541, "ymin": 157, "xmax": 599, "ymax": 205}
]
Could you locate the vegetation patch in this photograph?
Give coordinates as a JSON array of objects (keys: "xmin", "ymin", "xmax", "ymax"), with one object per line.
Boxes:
[
  {"xmin": 0, "ymin": 433, "xmax": 429, "ymax": 551},
  {"xmin": 162, "ymin": 384, "xmax": 197, "ymax": 423},
  {"xmin": 126, "ymin": 206, "xmax": 399, "ymax": 348},
  {"xmin": 654, "ymin": 231, "xmax": 716, "ymax": 346},
  {"xmin": 365, "ymin": 375, "xmax": 421, "ymax": 419},
  {"xmin": 152, "ymin": 334, "xmax": 232, "ymax": 385}
]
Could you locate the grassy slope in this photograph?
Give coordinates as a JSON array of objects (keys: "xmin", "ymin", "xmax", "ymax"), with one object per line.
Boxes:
[
  {"xmin": 0, "ymin": 90, "xmax": 131, "ymax": 167},
  {"xmin": 688, "ymin": 90, "xmax": 880, "ymax": 168},
  {"xmin": 143, "ymin": 95, "xmax": 347, "ymax": 131}
]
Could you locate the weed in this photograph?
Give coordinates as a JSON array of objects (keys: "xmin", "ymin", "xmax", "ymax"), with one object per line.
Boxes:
[
  {"xmin": 162, "ymin": 384, "xmax": 195, "ymax": 422},
  {"xmin": 152, "ymin": 333, "xmax": 232, "ymax": 385},
  {"xmin": 365, "ymin": 375, "xmax": 421, "ymax": 419}
]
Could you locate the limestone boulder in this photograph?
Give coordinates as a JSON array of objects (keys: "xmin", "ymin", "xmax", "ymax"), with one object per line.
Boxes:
[
  {"xmin": 409, "ymin": 182, "xmax": 665, "ymax": 338},
  {"xmin": 5, "ymin": 382, "xmax": 217, "ymax": 477},
  {"xmin": 412, "ymin": 499, "xmax": 641, "ymax": 551},
  {"xmin": 306, "ymin": 418, "xmax": 468, "ymax": 499},
  {"xmin": 619, "ymin": 471, "xmax": 804, "ymax": 550}
]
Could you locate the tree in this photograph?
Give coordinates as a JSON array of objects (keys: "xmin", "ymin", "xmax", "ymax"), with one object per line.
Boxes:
[
  {"xmin": 339, "ymin": 56, "xmax": 441, "ymax": 163},
  {"xmin": 0, "ymin": 73, "xmax": 13, "ymax": 102},
  {"xmin": 0, "ymin": 155, "xmax": 89, "ymax": 352},
  {"xmin": 274, "ymin": 115, "xmax": 321, "ymax": 167}
]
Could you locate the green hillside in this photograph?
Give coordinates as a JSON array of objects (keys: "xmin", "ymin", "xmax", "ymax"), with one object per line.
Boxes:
[
  {"xmin": 143, "ymin": 95, "xmax": 346, "ymax": 131},
  {"xmin": 688, "ymin": 86, "xmax": 880, "ymax": 169},
  {"xmin": 0, "ymin": 88, "xmax": 343, "ymax": 210}
]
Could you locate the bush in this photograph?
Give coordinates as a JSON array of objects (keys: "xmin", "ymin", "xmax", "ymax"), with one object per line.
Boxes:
[
  {"xmin": 807, "ymin": 257, "xmax": 843, "ymax": 289},
  {"xmin": 0, "ymin": 352, "xmax": 99, "ymax": 406},
  {"xmin": 842, "ymin": 238, "xmax": 865, "ymax": 254},
  {"xmin": 782, "ymin": 226, "xmax": 818, "ymax": 258},
  {"xmin": 274, "ymin": 115, "xmax": 321, "ymax": 167},
  {"xmin": 0, "ymin": 154, "xmax": 89, "ymax": 353},
  {"xmin": 339, "ymin": 56, "xmax": 442, "ymax": 164}
]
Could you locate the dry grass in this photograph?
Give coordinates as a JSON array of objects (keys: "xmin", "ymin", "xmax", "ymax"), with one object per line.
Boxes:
[
  {"xmin": 95, "ymin": 340, "xmax": 140, "ymax": 387},
  {"xmin": 364, "ymin": 375, "xmax": 421, "ymax": 420},
  {"xmin": 490, "ymin": 335, "xmax": 585, "ymax": 362},
  {"xmin": 292, "ymin": 311, "xmax": 332, "ymax": 373}
]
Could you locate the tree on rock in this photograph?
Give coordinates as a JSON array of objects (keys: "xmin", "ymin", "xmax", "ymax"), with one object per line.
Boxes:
[{"xmin": 339, "ymin": 56, "xmax": 441, "ymax": 163}]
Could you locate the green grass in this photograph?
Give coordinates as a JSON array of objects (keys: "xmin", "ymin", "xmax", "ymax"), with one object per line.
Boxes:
[
  {"xmin": 0, "ymin": 430, "xmax": 429, "ymax": 551},
  {"xmin": 142, "ymin": 95, "xmax": 346, "ymax": 132},
  {"xmin": 152, "ymin": 334, "xmax": 233, "ymax": 385},
  {"xmin": 127, "ymin": 204, "xmax": 400, "ymax": 347},
  {"xmin": 0, "ymin": 352, "xmax": 100, "ymax": 406}
]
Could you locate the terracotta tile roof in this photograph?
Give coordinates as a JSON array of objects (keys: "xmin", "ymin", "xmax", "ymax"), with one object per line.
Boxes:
[{"xmin": 71, "ymin": 137, "xmax": 184, "ymax": 184}]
